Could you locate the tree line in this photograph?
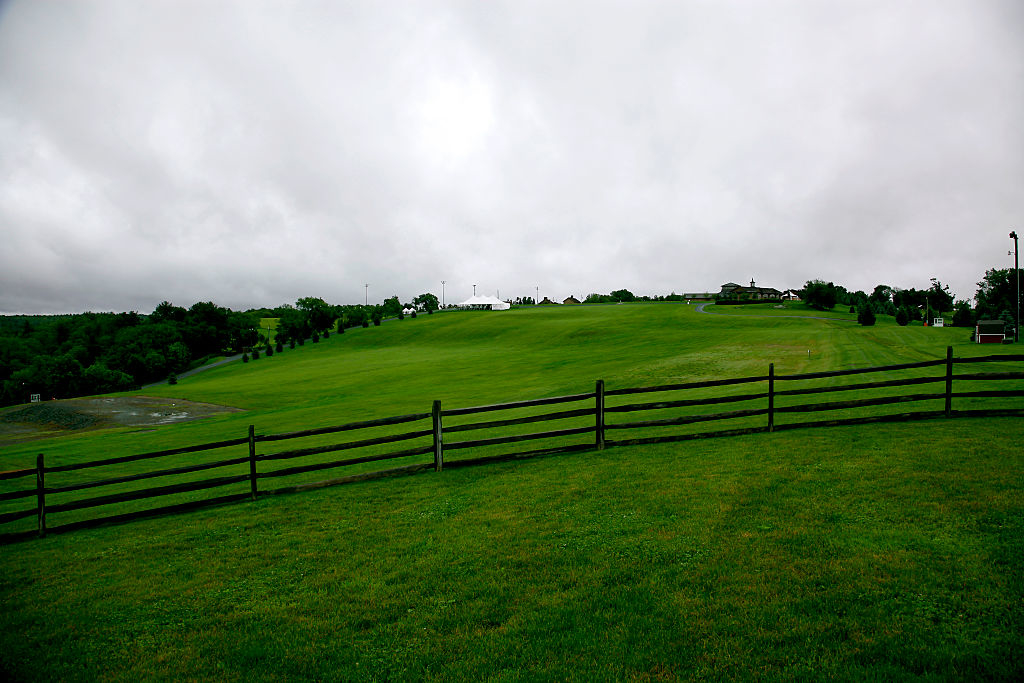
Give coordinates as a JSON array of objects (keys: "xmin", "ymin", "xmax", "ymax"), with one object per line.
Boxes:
[
  {"xmin": 0, "ymin": 293, "xmax": 440, "ymax": 407},
  {"xmin": 583, "ymin": 290, "xmax": 690, "ymax": 304},
  {"xmin": 801, "ymin": 268, "xmax": 1020, "ymax": 330},
  {"xmin": 2, "ymin": 269, "xmax": 1018, "ymax": 407}
]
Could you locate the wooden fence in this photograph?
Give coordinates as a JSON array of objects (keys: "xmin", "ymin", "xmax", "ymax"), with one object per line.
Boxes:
[{"xmin": 2, "ymin": 347, "xmax": 1022, "ymax": 544}]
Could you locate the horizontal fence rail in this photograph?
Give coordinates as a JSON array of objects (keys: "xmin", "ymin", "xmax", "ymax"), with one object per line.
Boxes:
[{"xmin": 2, "ymin": 347, "xmax": 1023, "ymax": 544}]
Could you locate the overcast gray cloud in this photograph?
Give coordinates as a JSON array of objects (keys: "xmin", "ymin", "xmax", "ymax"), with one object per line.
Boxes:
[{"xmin": 1, "ymin": 0, "xmax": 1021, "ymax": 313}]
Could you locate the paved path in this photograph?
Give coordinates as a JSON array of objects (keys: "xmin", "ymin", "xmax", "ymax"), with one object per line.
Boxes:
[
  {"xmin": 694, "ymin": 303, "xmax": 852, "ymax": 323},
  {"xmin": 142, "ymin": 354, "xmax": 243, "ymax": 389}
]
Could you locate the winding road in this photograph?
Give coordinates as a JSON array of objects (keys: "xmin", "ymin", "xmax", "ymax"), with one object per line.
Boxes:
[{"xmin": 142, "ymin": 353, "xmax": 243, "ymax": 389}]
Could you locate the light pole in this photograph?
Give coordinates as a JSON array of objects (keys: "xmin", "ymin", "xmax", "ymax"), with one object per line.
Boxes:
[
  {"xmin": 364, "ymin": 284, "xmax": 368, "ymax": 307},
  {"xmin": 441, "ymin": 281, "xmax": 446, "ymax": 308},
  {"xmin": 535, "ymin": 286, "xmax": 539, "ymax": 305},
  {"xmin": 473, "ymin": 284, "xmax": 477, "ymax": 296},
  {"xmin": 1012, "ymin": 231, "xmax": 1019, "ymax": 342}
]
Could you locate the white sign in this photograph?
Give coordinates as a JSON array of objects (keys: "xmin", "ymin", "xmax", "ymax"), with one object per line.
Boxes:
[
  {"xmin": 933, "ymin": 318, "xmax": 944, "ymax": 328},
  {"xmin": 30, "ymin": 394, "xmax": 41, "ymax": 403}
]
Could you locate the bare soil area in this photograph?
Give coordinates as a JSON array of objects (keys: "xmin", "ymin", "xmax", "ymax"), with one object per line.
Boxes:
[{"xmin": 0, "ymin": 396, "xmax": 243, "ymax": 446}]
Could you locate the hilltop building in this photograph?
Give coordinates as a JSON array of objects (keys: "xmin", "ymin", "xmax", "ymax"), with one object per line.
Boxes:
[{"xmin": 718, "ymin": 280, "xmax": 783, "ymax": 301}]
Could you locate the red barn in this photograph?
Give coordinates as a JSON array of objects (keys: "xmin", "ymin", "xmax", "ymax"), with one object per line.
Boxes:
[{"xmin": 976, "ymin": 320, "xmax": 1005, "ymax": 344}]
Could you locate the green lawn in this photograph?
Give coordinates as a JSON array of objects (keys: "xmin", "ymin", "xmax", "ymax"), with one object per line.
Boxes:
[
  {"xmin": 258, "ymin": 317, "xmax": 279, "ymax": 344},
  {"xmin": 0, "ymin": 303, "xmax": 997, "ymax": 470},
  {"xmin": 1, "ymin": 303, "xmax": 1022, "ymax": 681},
  {"xmin": 1, "ymin": 419, "xmax": 1021, "ymax": 681}
]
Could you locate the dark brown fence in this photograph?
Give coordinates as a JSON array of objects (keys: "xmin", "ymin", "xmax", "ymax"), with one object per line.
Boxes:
[{"xmin": 2, "ymin": 347, "xmax": 1022, "ymax": 544}]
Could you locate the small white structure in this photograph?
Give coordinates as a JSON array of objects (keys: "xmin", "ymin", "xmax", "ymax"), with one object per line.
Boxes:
[
  {"xmin": 932, "ymin": 317, "xmax": 944, "ymax": 328},
  {"xmin": 458, "ymin": 295, "xmax": 511, "ymax": 311},
  {"xmin": 402, "ymin": 307, "xmax": 416, "ymax": 315}
]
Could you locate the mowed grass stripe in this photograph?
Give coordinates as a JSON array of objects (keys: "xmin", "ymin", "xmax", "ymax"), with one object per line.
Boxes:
[
  {"xmin": 0, "ymin": 303, "xmax": 1005, "ymax": 468},
  {"xmin": 0, "ymin": 304, "xmax": 1022, "ymax": 680},
  {"xmin": 0, "ymin": 418, "xmax": 1021, "ymax": 681},
  {"xmin": 1, "ymin": 304, "xmax": 1020, "ymax": 534}
]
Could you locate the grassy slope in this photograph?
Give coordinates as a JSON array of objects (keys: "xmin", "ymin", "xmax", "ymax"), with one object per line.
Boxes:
[
  {"xmin": 1, "ymin": 303, "xmax": 1022, "ymax": 680},
  {"xmin": 1, "ymin": 420, "xmax": 1021, "ymax": 681},
  {"xmin": 0, "ymin": 303, "xmax": 993, "ymax": 469}
]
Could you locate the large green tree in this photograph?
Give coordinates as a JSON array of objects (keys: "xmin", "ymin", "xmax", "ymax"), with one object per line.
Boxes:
[
  {"xmin": 413, "ymin": 293, "xmax": 440, "ymax": 312},
  {"xmin": 927, "ymin": 278, "xmax": 954, "ymax": 314},
  {"xmin": 893, "ymin": 288, "xmax": 926, "ymax": 315},
  {"xmin": 380, "ymin": 296, "xmax": 402, "ymax": 319},
  {"xmin": 803, "ymin": 280, "xmax": 838, "ymax": 311},
  {"xmin": 183, "ymin": 302, "xmax": 231, "ymax": 358},
  {"xmin": 339, "ymin": 305, "xmax": 369, "ymax": 329},
  {"xmin": 975, "ymin": 268, "xmax": 1021, "ymax": 323},
  {"xmin": 227, "ymin": 312, "xmax": 259, "ymax": 353},
  {"xmin": 275, "ymin": 307, "xmax": 309, "ymax": 344},
  {"xmin": 952, "ymin": 300, "xmax": 973, "ymax": 327},
  {"xmin": 296, "ymin": 297, "xmax": 337, "ymax": 335},
  {"xmin": 869, "ymin": 285, "xmax": 893, "ymax": 304}
]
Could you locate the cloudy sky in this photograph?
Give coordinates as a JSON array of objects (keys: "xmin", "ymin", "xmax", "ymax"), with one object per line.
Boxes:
[{"xmin": 1, "ymin": 0, "xmax": 1021, "ymax": 314}]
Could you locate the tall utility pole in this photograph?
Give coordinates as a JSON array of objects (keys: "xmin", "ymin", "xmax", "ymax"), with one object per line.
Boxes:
[
  {"xmin": 473, "ymin": 284, "xmax": 477, "ymax": 296},
  {"xmin": 535, "ymin": 286, "xmax": 539, "ymax": 305},
  {"xmin": 441, "ymin": 281, "xmax": 446, "ymax": 308},
  {"xmin": 364, "ymin": 284, "xmax": 368, "ymax": 306},
  {"xmin": 1012, "ymin": 231, "xmax": 1019, "ymax": 342}
]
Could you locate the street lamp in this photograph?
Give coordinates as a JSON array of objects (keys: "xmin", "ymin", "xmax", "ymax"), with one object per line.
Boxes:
[
  {"xmin": 364, "ymin": 284, "xmax": 368, "ymax": 307},
  {"xmin": 473, "ymin": 284, "xmax": 477, "ymax": 296},
  {"xmin": 1011, "ymin": 231, "xmax": 1019, "ymax": 342},
  {"xmin": 535, "ymin": 286, "xmax": 539, "ymax": 305},
  {"xmin": 441, "ymin": 280, "xmax": 446, "ymax": 308}
]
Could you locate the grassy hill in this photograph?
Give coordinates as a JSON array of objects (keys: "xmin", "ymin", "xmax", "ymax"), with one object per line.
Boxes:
[
  {"xmin": 1, "ymin": 303, "xmax": 1022, "ymax": 680},
  {"xmin": 0, "ymin": 302, "xmax": 993, "ymax": 468}
]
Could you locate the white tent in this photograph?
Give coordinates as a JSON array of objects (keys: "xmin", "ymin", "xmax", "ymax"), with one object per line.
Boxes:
[{"xmin": 458, "ymin": 295, "xmax": 511, "ymax": 311}]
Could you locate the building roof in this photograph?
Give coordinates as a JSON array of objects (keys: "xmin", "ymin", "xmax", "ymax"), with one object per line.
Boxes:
[{"xmin": 458, "ymin": 295, "xmax": 511, "ymax": 311}]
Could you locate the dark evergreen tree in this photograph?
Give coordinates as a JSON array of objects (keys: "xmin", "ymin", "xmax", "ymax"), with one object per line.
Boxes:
[{"xmin": 952, "ymin": 300, "xmax": 973, "ymax": 327}]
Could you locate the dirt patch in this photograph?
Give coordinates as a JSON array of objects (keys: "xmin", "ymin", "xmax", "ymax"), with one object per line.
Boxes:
[
  {"xmin": 1, "ymin": 404, "xmax": 102, "ymax": 430},
  {"xmin": 0, "ymin": 396, "xmax": 244, "ymax": 446}
]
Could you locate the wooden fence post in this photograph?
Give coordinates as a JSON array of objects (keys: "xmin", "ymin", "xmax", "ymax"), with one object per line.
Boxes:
[
  {"xmin": 595, "ymin": 379, "xmax": 606, "ymax": 450},
  {"xmin": 768, "ymin": 363, "xmax": 775, "ymax": 433},
  {"xmin": 248, "ymin": 425, "xmax": 258, "ymax": 500},
  {"xmin": 944, "ymin": 346, "xmax": 954, "ymax": 418},
  {"xmin": 36, "ymin": 453, "xmax": 46, "ymax": 538},
  {"xmin": 432, "ymin": 400, "xmax": 444, "ymax": 472}
]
